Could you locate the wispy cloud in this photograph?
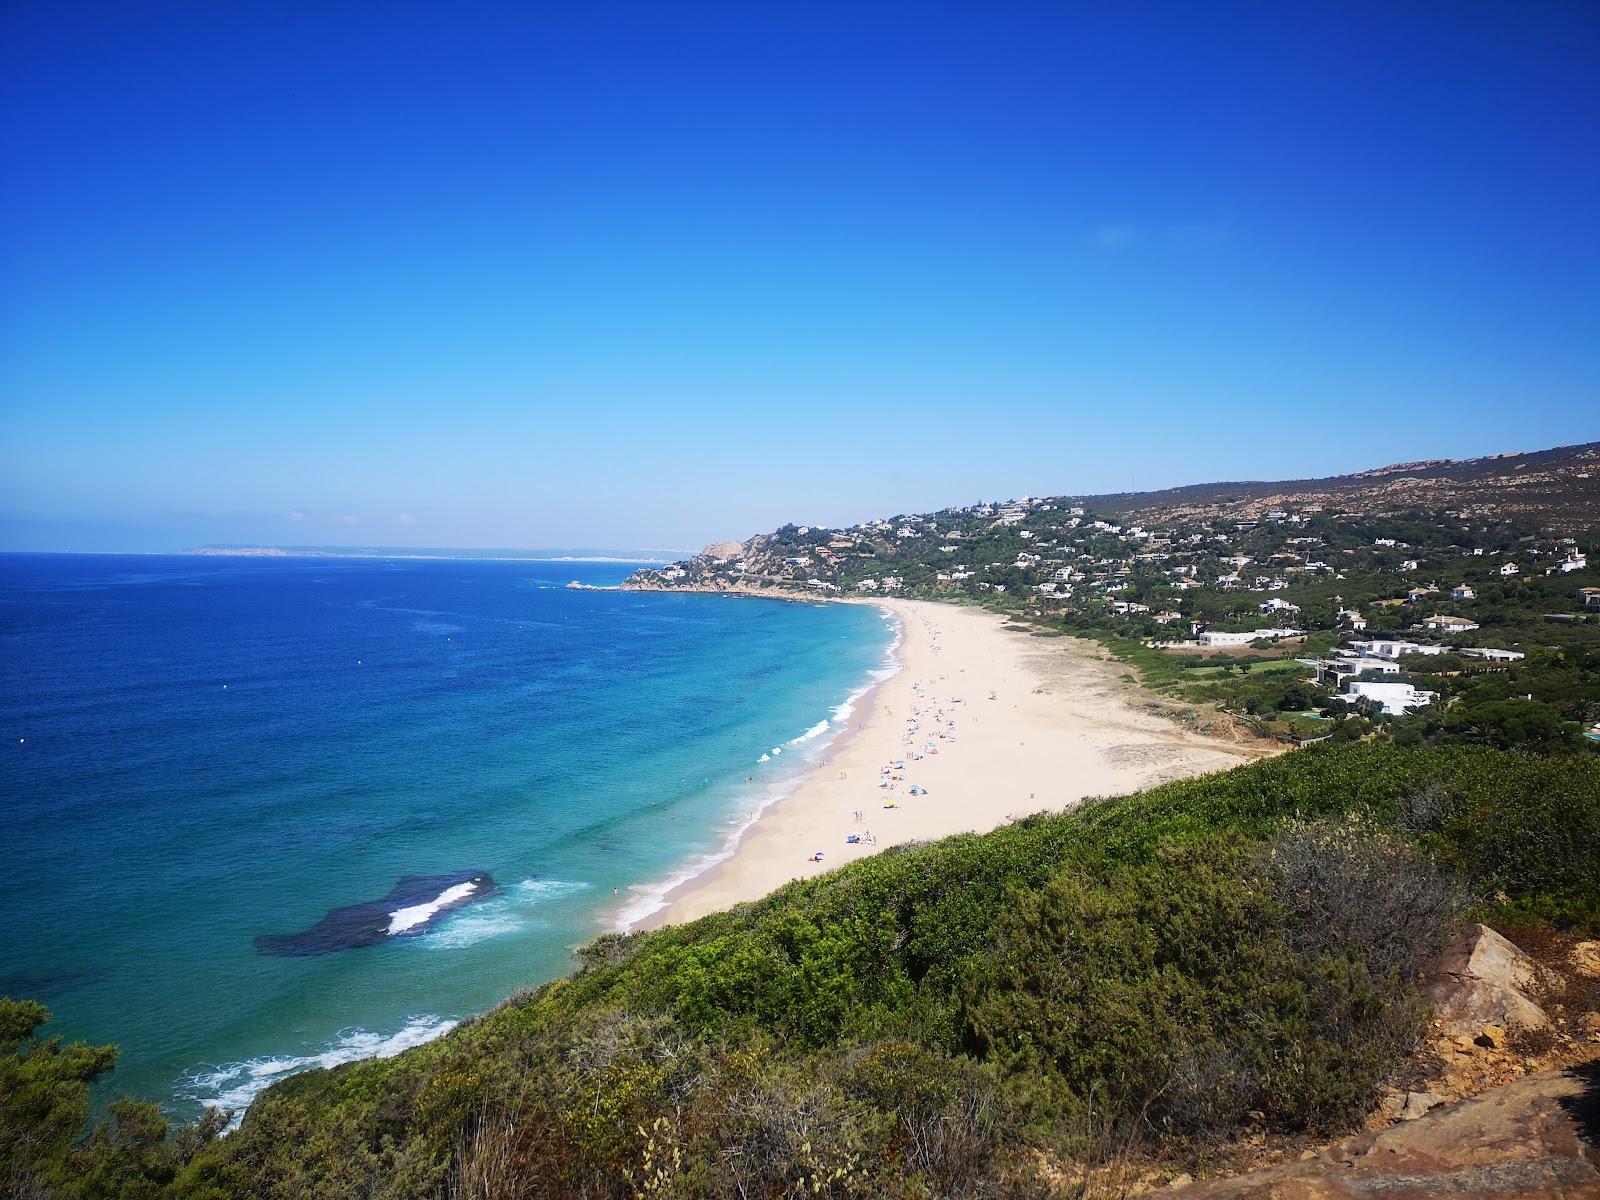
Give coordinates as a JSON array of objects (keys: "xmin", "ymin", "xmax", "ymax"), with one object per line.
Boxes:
[
  {"xmin": 337, "ymin": 514, "xmax": 360, "ymax": 525},
  {"xmin": 1088, "ymin": 215, "xmax": 1237, "ymax": 254},
  {"xmin": 1089, "ymin": 224, "xmax": 1140, "ymax": 251},
  {"xmin": 396, "ymin": 513, "xmax": 416, "ymax": 526},
  {"xmin": 287, "ymin": 510, "xmax": 306, "ymax": 522}
]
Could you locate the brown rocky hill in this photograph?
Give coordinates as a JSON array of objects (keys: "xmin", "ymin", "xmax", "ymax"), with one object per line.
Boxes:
[{"xmin": 1086, "ymin": 440, "xmax": 1600, "ymax": 534}]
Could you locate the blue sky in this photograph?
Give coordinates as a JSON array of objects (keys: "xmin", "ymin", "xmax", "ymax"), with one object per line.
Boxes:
[{"xmin": 2, "ymin": 2, "xmax": 1597, "ymax": 553}]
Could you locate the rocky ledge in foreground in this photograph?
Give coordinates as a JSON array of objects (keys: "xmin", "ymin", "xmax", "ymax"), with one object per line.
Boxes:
[{"xmin": 1172, "ymin": 1056, "xmax": 1600, "ymax": 1198}]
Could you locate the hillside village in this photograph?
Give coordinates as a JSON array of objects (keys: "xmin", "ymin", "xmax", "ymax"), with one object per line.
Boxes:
[{"xmin": 628, "ymin": 441, "xmax": 1600, "ymax": 750}]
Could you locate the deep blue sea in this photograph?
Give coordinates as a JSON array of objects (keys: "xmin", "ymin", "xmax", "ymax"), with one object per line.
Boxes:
[{"xmin": 0, "ymin": 554, "xmax": 892, "ymax": 1118}]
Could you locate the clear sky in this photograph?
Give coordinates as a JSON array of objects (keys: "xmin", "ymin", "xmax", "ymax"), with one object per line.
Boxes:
[{"xmin": 2, "ymin": 2, "xmax": 1597, "ymax": 553}]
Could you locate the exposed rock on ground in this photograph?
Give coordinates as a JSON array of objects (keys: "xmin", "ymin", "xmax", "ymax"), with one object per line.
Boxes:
[
  {"xmin": 1427, "ymin": 923, "xmax": 1558, "ymax": 1037},
  {"xmin": 1172, "ymin": 1058, "xmax": 1600, "ymax": 1198}
]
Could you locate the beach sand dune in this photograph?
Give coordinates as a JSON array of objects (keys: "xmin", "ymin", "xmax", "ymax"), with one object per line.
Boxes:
[{"xmin": 639, "ymin": 598, "xmax": 1263, "ymax": 929}]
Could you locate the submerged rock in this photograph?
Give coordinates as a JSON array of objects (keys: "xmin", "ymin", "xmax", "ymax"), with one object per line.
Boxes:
[{"xmin": 254, "ymin": 871, "xmax": 496, "ymax": 956}]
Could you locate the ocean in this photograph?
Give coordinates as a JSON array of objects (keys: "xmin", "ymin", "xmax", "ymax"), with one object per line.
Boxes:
[{"xmin": 0, "ymin": 553, "xmax": 894, "ymax": 1118}]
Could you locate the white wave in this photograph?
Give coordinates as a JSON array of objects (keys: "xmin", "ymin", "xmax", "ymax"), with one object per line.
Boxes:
[
  {"xmin": 421, "ymin": 880, "xmax": 590, "ymax": 948},
  {"xmin": 179, "ymin": 1016, "xmax": 457, "ymax": 1126},
  {"xmin": 425, "ymin": 911, "xmax": 521, "ymax": 949},
  {"xmin": 386, "ymin": 880, "xmax": 480, "ymax": 935},
  {"xmin": 516, "ymin": 878, "xmax": 590, "ymax": 898},
  {"xmin": 788, "ymin": 719, "xmax": 831, "ymax": 745},
  {"xmin": 616, "ymin": 605, "xmax": 906, "ymax": 935}
]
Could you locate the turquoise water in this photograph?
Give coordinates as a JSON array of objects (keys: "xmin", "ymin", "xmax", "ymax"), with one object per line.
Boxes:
[{"xmin": 0, "ymin": 554, "xmax": 893, "ymax": 1118}]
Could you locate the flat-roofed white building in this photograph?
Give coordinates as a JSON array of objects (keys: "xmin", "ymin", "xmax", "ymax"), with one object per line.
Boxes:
[
  {"xmin": 1197, "ymin": 627, "xmax": 1303, "ymax": 647},
  {"xmin": 1348, "ymin": 639, "xmax": 1446, "ymax": 661},
  {"xmin": 1460, "ymin": 647, "xmax": 1525, "ymax": 662},
  {"xmin": 1344, "ymin": 680, "xmax": 1438, "ymax": 715}
]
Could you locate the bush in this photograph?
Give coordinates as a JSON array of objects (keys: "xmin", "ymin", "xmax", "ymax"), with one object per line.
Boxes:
[
  {"xmin": 964, "ymin": 834, "xmax": 1436, "ymax": 1142},
  {"xmin": 13, "ymin": 743, "xmax": 1597, "ymax": 1197},
  {"xmin": 1266, "ymin": 820, "xmax": 1465, "ymax": 982}
]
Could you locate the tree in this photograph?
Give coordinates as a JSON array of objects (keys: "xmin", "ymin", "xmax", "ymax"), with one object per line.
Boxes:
[
  {"xmin": 0, "ymin": 999, "xmax": 224, "ymax": 1200},
  {"xmin": 1443, "ymin": 700, "xmax": 1573, "ymax": 751},
  {"xmin": 1, "ymin": 998, "xmax": 118, "ymax": 1194},
  {"xmin": 1277, "ymin": 686, "xmax": 1314, "ymax": 712}
]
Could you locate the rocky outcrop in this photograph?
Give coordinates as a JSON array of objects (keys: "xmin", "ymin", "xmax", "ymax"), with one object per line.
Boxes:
[
  {"xmin": 1427, "ymin": 923, "xmax": 1558, "ymax": 1037},
  {"xmin": 1172, "ymin": 1059, "xmax": 1600, "ymax": 1198}
]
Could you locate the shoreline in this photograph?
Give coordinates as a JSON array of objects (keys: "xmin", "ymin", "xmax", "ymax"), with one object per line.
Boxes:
[
  {"xmin": 632, "ymin": 596, "xmax": 1264, "ymax": 931},
  {"xmin": 611, "ymin": 601, "xmax": 902, "ymax": 930}
]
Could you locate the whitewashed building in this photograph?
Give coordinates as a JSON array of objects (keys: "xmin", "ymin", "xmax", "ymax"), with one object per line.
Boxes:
[
  {"xmin": 1344, "ymin": 681, "xmax": 1438, "ymax": 715},
  {"xmin": 1197, "ymin": 627, "xmax": 1303, "ymax": 647}
]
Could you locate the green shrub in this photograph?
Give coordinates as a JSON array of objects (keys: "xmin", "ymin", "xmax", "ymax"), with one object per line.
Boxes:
[{"xmin": 12, "ymin": 743, "xmax": 1598, "ymax": 1197}]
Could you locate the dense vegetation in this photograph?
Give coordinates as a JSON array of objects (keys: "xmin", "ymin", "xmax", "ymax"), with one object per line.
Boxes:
[
  {"xmin": 630, "ymin": 444, "xmax": 1600, "ymax": 751},
  {"xmin": 7, "ymin": 743, "xmax": 1599, "ymax": 1198}
]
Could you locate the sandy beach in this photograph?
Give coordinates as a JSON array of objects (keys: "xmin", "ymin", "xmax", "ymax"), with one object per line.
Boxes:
[{"xmin": 637, "ymin": 598, "xmax": 1262, "ymax": 929}]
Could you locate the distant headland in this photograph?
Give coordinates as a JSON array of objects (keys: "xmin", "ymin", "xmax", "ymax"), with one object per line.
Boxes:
[{"xmin": 184, "ymin": 545, "xmax": 685, "ymax": 563}]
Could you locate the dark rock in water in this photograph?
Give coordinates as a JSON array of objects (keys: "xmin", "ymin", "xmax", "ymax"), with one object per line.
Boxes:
[
  {"xmin": 0, "ymin": 967, "xmax": 101, "ymax": 999},
  {"xmin": 255, "ymin": 870, "xmax": 495, "ymax": 956}
]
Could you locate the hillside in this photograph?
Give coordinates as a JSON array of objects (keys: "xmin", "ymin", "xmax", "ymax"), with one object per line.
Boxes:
[
  {"xmin": 624, "ymin": 439, "xmax": 1600, "ymax": 753},
  {"xmin": 5, "ymin": 743, "xmax": 1600, "ymax": 1197},
  {"xmin": 1083, "ymin": 441, "xmax": 1600, "ymax": 529},
  {"xmin": 625, "ymin": 440, "xmax": 1600, "ymax": 597}
]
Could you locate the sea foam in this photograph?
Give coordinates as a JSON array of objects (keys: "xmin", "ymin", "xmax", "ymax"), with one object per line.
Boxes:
[
  {"xmin": 179, "ymin": 1016, "xmax": 457, "ymax": 1126},
  {"xmin": 386, "ymin": 880, "xmax": 481, "ymax": 935},
  {"xmin": 615, "ymin": 604, "xmax": 904, "ymax": 933}
]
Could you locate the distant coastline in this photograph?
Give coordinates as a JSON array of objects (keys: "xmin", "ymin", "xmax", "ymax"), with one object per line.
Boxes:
[{"xmin": 185, "ymin": 545, "xmax": 684, "ymax": 563}]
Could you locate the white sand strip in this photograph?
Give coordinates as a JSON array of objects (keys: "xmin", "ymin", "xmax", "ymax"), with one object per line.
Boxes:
[{"xmin": 638, "ymin": 598, "xmax": 1262, "ymax": 929}]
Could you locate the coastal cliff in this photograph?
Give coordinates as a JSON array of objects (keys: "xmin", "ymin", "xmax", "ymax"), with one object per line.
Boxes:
[{"xmin": 8, "ymin": 743, "xmax": 1598, "ymax": 1198}]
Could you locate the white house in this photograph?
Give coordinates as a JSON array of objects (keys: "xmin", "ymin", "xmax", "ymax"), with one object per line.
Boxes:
[
  {"xmin": 1344, "ymin": 680, "xmax": 1438, "ymax": 715},
  {"xmin": 1421, "ymin": 615, "xmax": 1480, "ymax": 632},
  {"xmin": 1197, "ymin": 627, "xmax": 1303, "ymax": 647},
  {"xmin": 1500, "ymin": 562, "xmax": 1520, "ymax": 576},
  {"xmin": 1450, "ymin": 584, "xmax": 1476, "ymax": 601},
  {"xmin": 1460, "ymin": 647, "xmax": 1526, "ymax": 662},
  {"xmin": 1580, "ymin": 587, "xmax": 1600, "ymax": 610},
  {"xmin": 1558, "ymin": 553, "xmax": 1587, "ymax": 573},
  {"xmin": 1259, "ymin": 598, "xmax": 1300, "ymax": 613},
  {"xmin": 1348, "ymin": 639, "xmax": 1445, "ymax": 661},
  {"xmin": 1316, "ymin": 658, "xmax": 1400, "ymax": 686}
]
